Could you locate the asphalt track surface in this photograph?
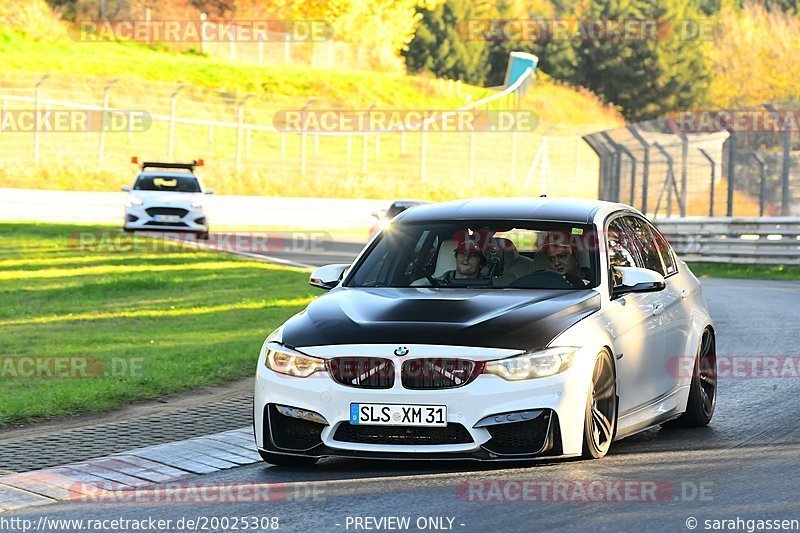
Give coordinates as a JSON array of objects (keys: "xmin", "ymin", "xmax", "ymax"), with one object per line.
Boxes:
[{"xmin": 8, "ymin": 237, "xmax": 800, "ymax": 533}]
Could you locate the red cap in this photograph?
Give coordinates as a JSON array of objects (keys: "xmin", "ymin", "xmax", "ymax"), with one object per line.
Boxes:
[
  {"xmin": 454, "ymin": 240, "xmax": 483, "ymax": 256},
  {"xmin": 540, "ymin": 231, "xmax": 577, "ymax": 255}
]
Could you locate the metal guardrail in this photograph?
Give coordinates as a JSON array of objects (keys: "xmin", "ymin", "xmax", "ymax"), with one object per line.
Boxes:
[{"xmin": 656, "ymin": 217, "xmax": 800, "ymax": 265}]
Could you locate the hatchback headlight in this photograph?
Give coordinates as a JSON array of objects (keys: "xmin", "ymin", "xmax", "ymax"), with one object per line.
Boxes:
[
  {"xmin": 124, "ymin": 197, "xmax": 143, "ymax": 208},
  {"xmin": 191, "ymin": 199, "xmax": 204, "ymax": 208},
  {"xmin": 264, "ymin": 342, "xmax": 325, "ymax": 378},
  {"xmin": 484, "ymin": 347, "xmax": 577, "ymax": 380}
]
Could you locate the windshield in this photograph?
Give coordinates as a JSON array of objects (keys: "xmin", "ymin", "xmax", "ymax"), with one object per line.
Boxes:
[
  {"xmin": 134, "ymin": 174, "xmax": 201, "ymax": 193},
  {"xmin": 346, "ymin": 221, "xmax": 599, "ymax": 289}
]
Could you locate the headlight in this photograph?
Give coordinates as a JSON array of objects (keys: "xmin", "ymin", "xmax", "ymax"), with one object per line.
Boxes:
[
  {"xmin": 264, "ymin": 342, "xmax": 325, "ymax": 378},
  {"xmin": 484, "ymin": 347, "xmax": 577, "ymax": 380},
  {"xmin": 191, "ymin": 199, "xmax": 204, "ymax": 208},
  {"xmin": 124, "ymin": 197, "xmax": 143, "ymax": 208}
]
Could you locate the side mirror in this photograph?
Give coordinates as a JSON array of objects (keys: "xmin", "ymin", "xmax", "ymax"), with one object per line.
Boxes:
[
  {"xmin": 121, "ymin": 186, "xmax": 131, "ymax": 192},
  {"xmin": 309, "ymin": 263, "xmax": 349, "ymax": 290},
  {"xmin": 612, "ymin": 266, "xmax": 665, "ymax": 297},
  {"xmin": 204, "ymin": 189, "xmax": 214, "ymax": 195}
]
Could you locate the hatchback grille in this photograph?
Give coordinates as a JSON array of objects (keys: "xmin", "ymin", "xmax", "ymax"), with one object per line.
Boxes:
[
  {"xmin": 333, "ymin": 423, "xmax": 473, "ymax": 445},
  {"xmin": 401, "ymin": 358, "xmax": 482, "ymax": 390},
  {"xmin": 145, "ymin": 207, "xmax": 189, "ymax": 217},
  {"xmin": 327, "ymin": 357, "xmax": 394, "ymax": 389}
]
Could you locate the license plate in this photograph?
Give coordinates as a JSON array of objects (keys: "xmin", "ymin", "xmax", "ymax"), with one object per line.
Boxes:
[
  {"xmin": 154, "ymin": 214, "xmax": 181, "ymax": 223},
  {"xmin": 350, "ymin": 403, "xmax": 447, "ymax": 427}
]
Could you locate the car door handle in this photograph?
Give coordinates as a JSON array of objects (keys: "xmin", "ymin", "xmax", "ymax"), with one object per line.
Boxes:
[{"xmin": 650, "ymin": 303, "xmax": 664, "ymax": 316}]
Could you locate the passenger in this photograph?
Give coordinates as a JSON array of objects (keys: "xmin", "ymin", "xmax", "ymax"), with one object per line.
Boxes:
[
  {"xmin": 438, "ymin": 240, "xmax": 487, "ymax": 282},
  {"xmin": 541, "ymin": 233, "xmax": 591, "ymax": 288}
]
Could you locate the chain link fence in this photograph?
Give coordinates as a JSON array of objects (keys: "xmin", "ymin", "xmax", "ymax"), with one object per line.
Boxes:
[
  {"xmin": 585, "ymin": 110, "xmax": 800, "ymax": 218},
  {"xmin": 0, "ymin": 71, "xmax": 607, "ymax": 200}
]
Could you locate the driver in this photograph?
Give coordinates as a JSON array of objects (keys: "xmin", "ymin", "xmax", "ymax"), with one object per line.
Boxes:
[
  {"xmin": 438, "ymin": 240, "xmax": 487, "ymax": 282},
  {"xmin": 540, "ymin": 232, "xmax": 591, "ymax": 288}
]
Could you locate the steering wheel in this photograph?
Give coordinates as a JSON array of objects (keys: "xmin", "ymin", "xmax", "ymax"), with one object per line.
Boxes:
[
  {"xmin": 510, "ymin": 269, "xmax": 573, "ymax": 289},
  {"xmin": 425, "ymin": 274, "xmax": 442, "ymax": 287}
]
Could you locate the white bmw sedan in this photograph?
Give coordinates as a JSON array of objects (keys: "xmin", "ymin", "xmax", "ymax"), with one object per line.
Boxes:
[{"xmin": 254, "ymin": 198, "xmax": 717, "ymax": 465}]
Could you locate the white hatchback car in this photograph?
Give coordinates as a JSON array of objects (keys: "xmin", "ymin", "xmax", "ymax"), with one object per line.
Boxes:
[
  {"xmin": 254, "ymin": 198, "xmax": 717, "ymax": 465},
  {"xmin": 122, "ymin": 161, "xmax": 212, "ymax": 239}
]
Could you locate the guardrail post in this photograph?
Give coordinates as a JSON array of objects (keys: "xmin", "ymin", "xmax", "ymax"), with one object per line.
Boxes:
[
  {"xmin": 98, "ymin": 78, "xmax": 118, "ymax": 165},
  {"xmin": 168, "ymin": 85, "xmax": 185, "ymax": 160},
  {"xmin": 235, "ymin": 94, "xmax": 252, "ymax": 172},
  {"xmin": 750, "ymin": 151, "xmax": 767, "ymax": 217},
  {"xmin": 698, "ymin": 148, "xmax": 716, "ymax": 217},
  {"xmin": 33, "ymin": 74, "xmax": 50, "ymax": 165}
]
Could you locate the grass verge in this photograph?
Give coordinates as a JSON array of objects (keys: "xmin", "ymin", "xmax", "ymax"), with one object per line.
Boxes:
[
  {"xmin": 0, "ymin": 222, "xmax": 316, "ymax": 426},
  {"xmin": 688, "ymin": 262, "xmax": 800, "ymax": 281}
]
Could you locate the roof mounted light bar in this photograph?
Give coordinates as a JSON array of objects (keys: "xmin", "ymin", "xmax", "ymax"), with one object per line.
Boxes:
[{"xmin": 130, "ymin": 156, "xmax": 204, "ymax": 171}]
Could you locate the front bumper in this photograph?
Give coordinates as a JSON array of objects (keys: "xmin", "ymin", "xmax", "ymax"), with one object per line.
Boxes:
[
  {"xmin": 253, "ymin": 351, "xmax": 592, "ymax": 460},
  {"xmin": 123, "ymin": 205, "xmax": 208, "ymax": 232}
]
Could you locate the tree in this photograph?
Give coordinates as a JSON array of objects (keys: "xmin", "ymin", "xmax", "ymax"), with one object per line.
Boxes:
[
  {"xmin": 548, "ymin": 0, "xmax": 711, "ymax": 120},
  {"xmin": 404, "ymin": 0, "xmax": 491, "ymax": 84}
]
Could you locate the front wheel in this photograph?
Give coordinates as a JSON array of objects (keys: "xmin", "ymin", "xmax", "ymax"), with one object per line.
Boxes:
[
  {"xmin": 196, "ymin": 231, "xmax": 210, "ymax": 240},
  {"xmin": 258, "ymin": 450, "xmax": 318, "ymax": 467},
  {"xmin": 582, "ymin": 349, "xmax": 617, "ymax": 459},
  {"xmin": 668, "ymin": 328, "xmax": 717, "ymax": 427}
]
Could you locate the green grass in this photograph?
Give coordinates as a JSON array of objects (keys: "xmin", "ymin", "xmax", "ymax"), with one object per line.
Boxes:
[
  {"xmin": 0, "ymin": 222, "xmax": 317, "ymax": 426},
  {"xmin": 688, "ymin": 262, "xmax": 800, "ymax": 281}
]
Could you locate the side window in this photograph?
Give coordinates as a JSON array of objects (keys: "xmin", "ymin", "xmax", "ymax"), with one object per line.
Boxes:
[
  {"xmin": 651, "ymin": 225, "xmax": 678, "ymax": 276},
  {"xmin": 607, "ymin": 218, "xmax": 637, "ymax": 269},
  {"xmin": 625, "ymin": 217, "xmax": 667, "ymax": 275}
]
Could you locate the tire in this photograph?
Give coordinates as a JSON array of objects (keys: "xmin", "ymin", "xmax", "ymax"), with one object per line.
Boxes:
[
  {"xmin": 196, "ymin": 231, "xmax": 210, "ymax": 240},
  {"xmin": 258, "ymin": 450, "xmax": 318, "ymax": 467},
  {"xmin": 582, "ymin": 349, "xmax": 617, "ymax": 459},
  {"xmin": 668, "ymin": 328, "xmax": 717, "ymax": 427}
]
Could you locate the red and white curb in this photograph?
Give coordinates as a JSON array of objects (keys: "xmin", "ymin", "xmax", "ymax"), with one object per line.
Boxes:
[{"xmin": 0, "ymin": 427, "xmax": 257, "ymax": 513}]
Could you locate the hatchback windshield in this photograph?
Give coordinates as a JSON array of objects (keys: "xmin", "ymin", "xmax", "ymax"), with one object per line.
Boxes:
[
  {"xmin": 346, "ymin": 221, "xmax": 599, "ymax": 289},
  {"xmin": 134, "ymin": 174, "xmax": 201, "ymax": 193}
]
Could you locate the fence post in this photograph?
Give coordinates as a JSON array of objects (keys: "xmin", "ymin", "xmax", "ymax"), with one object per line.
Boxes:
[
  {"xmin": 468, "ymin": 130, "xmax": 476, "ymax": 188},
  {"xmin": 781, "ymin": 128, "xmax": 791, "ymax": 216},
  {"xmin": 33, "ymin": 74, "xmax": 50, "ymax": 165},
  {"xmin": 168, "ymin": 85, "xmax": 185, "ymax": 160},
  {"xmin": 510, "ymin": 130, "xmax": 517, "ymax": 181},
  {"xmin": 679, "ymin": 132, "xmax": 688, "ymax": 217},
  {"xmin": 98, "ymin": 78, "xmax": 119, "ymax": 165},
  {"xmin": 751, "ymin": 151, "xmax": 767, "ymax": 217},
  {"xmin": 617, "ymin": 144, "xmax": 637, "ymax": 206},
  {"xmin": 726, "ymin": 131, "xmax": 736, "ymax": 217},
  {"xmin": 235, "ymin": 94, "xmax": 252, "ymax": 172},
  {"xmin": 420, "ymin": 131, "xmax": 427, "ymax": 182},
  {"xmin": 627, "ymin": 126, "xmax": 650, "ymax": 214},
  {"xmin": 698, "ymin": 148, "xmax": 716, "ymax": 217}
]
